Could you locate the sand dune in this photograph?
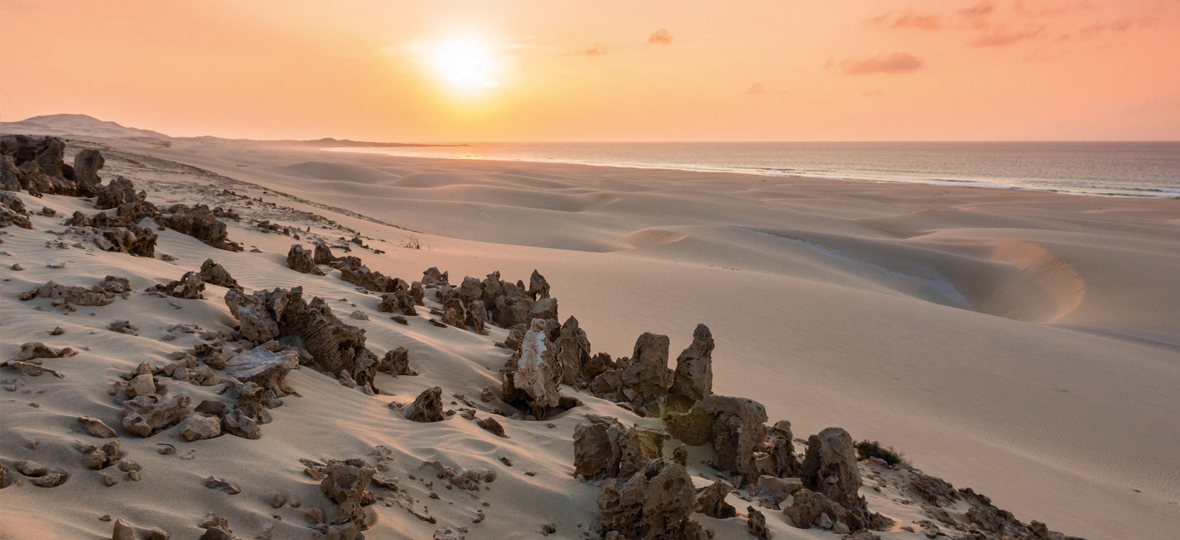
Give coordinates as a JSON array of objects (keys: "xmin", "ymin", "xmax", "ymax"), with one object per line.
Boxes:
[{"xmin": 2, "ymin": 134, "xmax": 1178, "ymax": 540}]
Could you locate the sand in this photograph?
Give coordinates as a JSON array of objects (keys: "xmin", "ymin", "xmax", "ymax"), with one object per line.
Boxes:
[{"xmin": 1, "ymin": 127, "xmax": 1178, "ymax": 540}]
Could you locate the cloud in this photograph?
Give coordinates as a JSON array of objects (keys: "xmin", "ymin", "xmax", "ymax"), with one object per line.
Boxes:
[
  {"xmin": 867, "ymin": 11, "xmax": 942, "ymax": 30},
  {"xmin": 959, "ymin": 0, "xmax": 997, "ymax": 28},
  {"xmin": 969, "ymin": 25, "xmax": 1045, "ymax": 47},
  {"xmin": 648, "ymin": 29, "xmax": 672, "ymax": 46},
  {"xmin": 745, "ymin": 83, "xmax": 765, "ymax": 95},
  {"xmin": 840, "ymin": 52, "xmax": 925, "ymax": 75},
  {"xmin": 563, "ymin": 44, "xmax": 608, "ymax": 57}
]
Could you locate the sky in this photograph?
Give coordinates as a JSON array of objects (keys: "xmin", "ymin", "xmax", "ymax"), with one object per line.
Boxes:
[{"xmin": 2, "ymin": 0, "xmax": 1178, "ymax": 142}]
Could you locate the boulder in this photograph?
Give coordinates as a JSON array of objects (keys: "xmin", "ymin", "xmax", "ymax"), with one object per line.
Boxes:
[
  {"xmin": 404, "ymin": 386, "xmax": 444, "ymax": 422},
  {"xmin": 179, "ymin": 414, "xmax": 223, "ymax": 442},
  {"xmin": 378, "ymin": 347, "xmax": 416, "ymax": 376},
  {"xmin": 421, "ymin": 267, "xmax": 449, "ymax": 287},
  {"xmin": 0, "ymin": 191, "xmax": 31, "ymax": 228},
  {"xmin": 669, "ymin": 324, "xmax": 714, "ymax": 405},
  {"xmin": 199, "ymin": 259, "xmax": 242, "ymax": 290},
  {"xmin": 694, "ymin": 480, "xmax": 737, "ymax": 518},
  {"xmin": 146, "ymin": 271, "xmax": 205, "ymax": 299},
  {"xmin": 477, "ymin": 417, "xmax": 507, "ymax": 438},
  {"xmin": 313, "ymin": 242, "xmax": 336, "ymax": 264},
  {"xmin": 502, "ymin": 319, "xmax": 561, "ymax": 418},
  {"xmin": 665, "ymin": 395, "xmax": 768, "ymax": 485},
  {"xmin": 0, "ymin": 155, "xmax": 20, "ymax": 192},
  {"xmin": 122, "ymin": 393, "xmax": 194, "ymax": 437},
  {"xmin": 96, "ymin": 177, "xmax": 141, "ymax": 210},
  {"xmin": 286, "ymin": 244, "xmax": 319, "ymax": 274},
  {"xmin": 530, "ymin": 297, "xmax": 559, "ymax": 321},
  {"xmin": 620, "ymin": 333, "xmax": 671, "ymax": 413},
  {"xmin": 573, "ymin": 415, "xmax": 666, "ymax": 480},
  {"xmin": 754, "ymin": 475, "xmax": 803, "ymax": 509},
  {"xmin": 554, "ymin": 316, "xmax": 591, "ymax": 386},
  {"xmin": 528, "ymin": 270, "xmax": 550, "ymax": 300},
  {"xmin": 73, "ymin": 149, "xmax": 105, "ymax": 192},
  {"xmin": 79, "ymin": 416, "xmax": 119, "ymax": 438},
  {"xmin": 800, "ymin": 428, "xmax": 863, "ymax": 511},
  {"xmin": 597, "ymin": 459, "xmax": 708, "ymax": 540},
  {"xmin": 766, "ymin": 420, "xmax": 800, "ymax": 478},
  {"xmin": 155, "ymin": 204, "xmax": 242, "ymax": 252},
  {"xmin": 14, "ymin": 342, "xmax": 78, "ymax": 361},
  {"xmin": 224, "ymin": 347, "xmax": 299, "ymax": 396},
  {"xmin": 747, "ymin": 506, "xmax": 771, "ymax": 540},
  {"xmin": 319, "ymin": 460, "xmax": 378, "ymax": 536},
  {"xmin": 783, "ymin": 489, "xmax": 856, "ymax": 530}
]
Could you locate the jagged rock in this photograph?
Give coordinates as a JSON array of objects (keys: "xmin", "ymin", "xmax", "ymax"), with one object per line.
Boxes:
[
  {"xmin": 669, "ymin": 324, "xmax": 713, "ymax": 406},
  {"xmin": 528, "ymin": 270, "xmax": 550, "ymax": 299},
  {"xmin": 16, "ymin": 460, "xmax": 69, "ymax": 488},
  {"xmin": 766, "ymin": 420, "xmax": 800, "ymax": 478},
  {"xmin": 900, "ymin": 465, "xmax": 958, "ymax": 507},
  {"xmin": 13, "ymin": 342, "xmax": 77, "ymax": 361},
  {"xmin": 96, "ymin": 177, "xmax": 141, "ymax": 209},
  {"xmin": 423, "ymin": 460, "xmax": 496, "ymax": 491},
  {"xmin": 205, "ymin": 476, "xmax": 241, "ymax": 494},
  {"xmin": 313, "ymin": 242, "xmax": 336, "ymax": 264},
  {"xmin": 74, "ymin": 149, "xmax": 104, "ymax": 191},
  {"xmin": 598, "ymin": 459, "xmax": 708, "ymax": 540},
  {"xmin": 287, "ymin": 244, "xmax": 318, "ymax": 273},
  {"xmin": 20, "ymin": 276, "xmax": 131, "ymax": 307},
  {"xmin": 405, "ymin": 386, "xmax": 444, "ymax": 422},
  {"xmin": 122, "ymin": 393, "xmax": 194, "ymax": 437},
  {"xmin": 337, "ymin": 260, "xmax": 399, "ymax": 292},
  {"xmin": 0, "ymin": 155, "xmax": 20, "ymax": 192},
  {"xmin": 79, "ymin": 416, "xmax": 118, "ymax": 438},
  {"xmin": 664, "ymin": 395, "xmax": 767, "ymax": 485},
  {"xmin": 573, "ymin": 415, "xmax": 666, "ymax": 480},
  {"xmin": 224, "ymin": 347, "xmax": 298, "ymax": 395},
  {"xmin": 754, "ymin": 476, "xmax": 802, "ymax": 509},
  {"xmin": 199, "ymin": 259, "xmax": 242, "ymax": 290},
  {"xmin": 801, "ymin": 427, "xmax": 863, "ymax": 511},
  {"xmin": 349, "ymin": 310, "xmax": 369, "ymax": 321},
  {"xmin": 748, "ymin": 506, "xmax": 771, "ymax": 539},
  {"xmin": 0, "ymin": 191, "xmax": 32, "ymax": 228},
  {"xmin": 198, "ymin": 527, "xmax": 236, "ymax": 540},
  {"xmin": 109, "ymin": 319, "xmax": 139, "ymax": 335},
  {"xmin": 554, "ymin": 316, "xmax": 591, "ymax": 385},
  {"xmin": 222, "ymin": 409, "xmax": 260, "ymax": 439},
  {"xmin": 530, "ymin": 297, "xmax": 558, "ymax": 322},
  {"xmin": 475, "ymin": 416, "xmax": 508, "ymax": 438},
  {"xmin": 16, "ymin": 460, "xmax": 48, "ymax": 476},
  {"xmin": 112, "ymin": 518, "xmax": 136, "ymax": 540},
  {"xmin": 422, "ymin": 267, "xmax": 449, "ymax": 287},
  {"xmin": 320, "ymin": 460, "xmax": 378, "ymax": 536},
  {"xmin": 146, "ymin": 271, "xmax": 205, "ymax": 299},
  {"xmin": 179, "ymin": 414, "xmax": 223, "ymax": 441},
  {"xmin": 34, "ymin": 136, "xmax": 65, "ymax": 177},
  {"xmin": 155, "ymin": 204, "xmax": 242, "ymax": 251},
  {"xmin": 783, "ymin": 489, "xmax": 862, "ymax": 530},
  {"xmin": 63, "ymin": 209, "xmax": 159, "ymax": 256},
  {"xmin": 378, "ymin": 347, "xmax": 416, "ymax": 376},
  {"xmin": 491, "ymin": 282, "xmax": 533, "ymax": 328},
  {"xmin": 620, "ymin": 333, "xmax": 671, "ymax": 413},
  {"xmin": 501, "ymin": 319, "xmax": 561, "ymax": 418},
  {"xmin": 224, "ymin": 288, "xmax": 283, "ymax": 343},
  {"xmin": 694, "ymin": 480, "xmax": 737, "ymax": 518},
  {"xmin": 377, "ymin": 291, "xmax": 418, "ymax": 316}
]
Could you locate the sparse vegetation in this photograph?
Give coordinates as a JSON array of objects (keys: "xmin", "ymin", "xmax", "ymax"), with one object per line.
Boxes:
[
  {"xmin": 855, "ymin": 439, "xmax": 904, "ymax": 465},
  {"xmin": 398, "ymin": 235, "xmax": 423, "ymax": 250}
]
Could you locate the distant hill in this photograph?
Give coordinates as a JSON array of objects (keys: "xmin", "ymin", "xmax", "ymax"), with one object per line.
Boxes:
[{"xmin": 0, "ymin": 113, "xmax": 172, "ymax": 140}]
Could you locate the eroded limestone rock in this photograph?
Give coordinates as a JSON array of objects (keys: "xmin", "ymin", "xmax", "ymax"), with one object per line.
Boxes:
[
  {"xmin": 287, "ymin": 244, "xmax": 319, "ymax": 274},
  {"xmin": 122, "ymin": 393, "xmax": 194, "ymax": 437},
  {"xmin": 694, "ymin": 480, "xmax": 737, "ymax": 518},
  {"xmin": 800, "ymin": 427, "xmax": 863, "ymax": 511},
  {"xmin": 319, "ymin": 460, "xmax": 378, "ymax": 537},
  {"xmin": 146, "ymin": 271, "xmax": 205, "ymax": 299},
  {"xmin": 79, "ymin": 416, "xmax": 118, "ymax": 438},
  {"xmin": 554, "ymin": 316, "xmax": 591, "ymax": 386},
  {"xmin": 573, "ymin": 415, "xmax": 666, "ymax": 480},
  {"xmin": 179, "ymin": 414, "xmax": 223, "ymax": 442},
  {"xmin": 597, "ymin": 459, "xmax": 707, "ymax": 540},
  {"xmin": 224, "ymin": 347, "xmax": 299, "ymax": 396},
  {"xmin": 20, "ymin": 276, "xmax": 131, "ymax": 307},
  {"xmin": 665, "ymin": 395, "xmax": 768, "ymax": 485},
  {"xmin": 620, "ymin": 333, "xmax": 671, "ymax": 414},
  {"xmin": 199, "ymin": 259, "xmax": 242, "ymax": 290},
  {"xmin": 669, "ymin": 324, "xmax": 714, "ymax": 406},
  {"xmin": 501, "ymin": 319, "xmax": 561, "ymax": 418},
  {"xmin": 404, "ymin": 386, "xmax": 444, "ymax": 422}
]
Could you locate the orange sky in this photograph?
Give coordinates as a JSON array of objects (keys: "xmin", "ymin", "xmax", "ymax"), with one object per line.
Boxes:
[{"xmin": 2, "ymin": 0, "xmax": 1178, "ymax": 141}]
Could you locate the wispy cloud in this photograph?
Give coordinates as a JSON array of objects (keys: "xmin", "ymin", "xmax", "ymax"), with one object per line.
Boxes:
[
  {"xmin": 959, "ymin": 0, "xmax": 998, "ymax": 29},
  {"xmin": 648, "ymin": 29, "xmax": 672, "ymax": 46},
  {"xmin": 563, "ymin": 44, "xmax": 608, "ymax": 57},
  {"xmin": 744, "ymin": 83, "xmax": 765, "ymax": 95},
  {"xmin": 841, "ymin": 52, "xmax": 925, "ymax": 75},
  {"xmin": 867, "ymin": 11, "xmax": 942, "ymax": 31},
  {"xmin": 969, "ymin": 25, "xmax": 1045, "ymax": 47}
]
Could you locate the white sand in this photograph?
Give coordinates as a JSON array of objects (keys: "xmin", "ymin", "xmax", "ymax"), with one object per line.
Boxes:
[{"xmin": 1, "ymin": 131, "xmax": 1178, "ymax": 539}]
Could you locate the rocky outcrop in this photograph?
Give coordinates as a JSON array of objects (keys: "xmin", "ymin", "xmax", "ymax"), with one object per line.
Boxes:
[
  {"xmin": 554, "ymin": 316, "xmax": 591, "ymax": 386},
  {"xmin": 421, "ymin": 267, "xmax": 449, "ymax": 287},
  {"xmin": 122, "ymin": 393, "xmax": 194, "ymax": 437},
  {"xmin": 377, "ymin": 290, "xmax": 418, "ymax": 316},
  {"xmin": 404, "ymin": 386, "xmax": 444, "ymax": 422},
  {"xmin": 747, "ymin": 506, "xmax": 771, "ymax": 540},
  {"xmin": 318, "ymin": 460, "xmax": 379, "ymax": 538},
  {"xmin": 20, "ymin": 276, "xmax": 132, "ymax": 308},
  {"xmin": 155, "ymin": 204, "xmax": 243, "ymax": 252},
  {"xmin": 0, "ymin": 191, "xmax": 32, "ymax": 229},
  {"xmin": 800, "ymin": 427, "xmax": 863, "ymax": 511},
  {"xmin": 378, "ymin": 347, "xmax": 416, "ymax": 376},
  {"xmin": 0, "ymin": 155, "xmax": 20, "ymax": 192},
  {"xmin": 335, "ymin": 258, "xmax": 400, "ymax": 292},
  {"xmin": 501, "ymin": 319, "xmax": 561, "ymax": 418},
  {"xmin": 63, "ymin": 210, "xmax": 158, "ymax": 257},
  {"xmin": 528, "ymin": 270, "xmax": 550, "ymax": 300},
  {"xmin": 96, "ymin": 177, "xmax": 142, "ymax": 210},
  {"xmin": 597, "ymin": 459, "xmax": 708, "ymax": 540},
  {"xmin": 766, "ymin": 420, "xmax": 800, "ymax": 478},
  {"xmin": 619, "ymin": 333, "xmax": 671, "ymax": 414},
  {"xmin": 286, "ymin": 244, "xmax": 322, "ymax": 274},
  {"xmin": 146, "ymin": 271, "xmax": 205, "ymax": 299},
  {"xmin": 199, "ymin": 259, "xmax": 242, "ymax": 290},
  {"xmin": 224, "ymin": 347, "xmax": 299, "ymax": 396},
  {"xmin": 669, "ymin": 324, "xmax": 714, "ymax": 406},
  {"xmin": 784, "ymin": 489, "xmax": 853, "ymax": 530},
  {"xmin": 73, "ymin": 149, "xmax": 105, "ymax": 192},
  {"xmin": 313, "ymin": 242, "xmax": 336, "ymax": 264},
  {"xmin": 573, "ymin": 415, "xmax": 666, "ymax": 480},
  {"xmin": 664, "ymin": 395, "xmax": 768, "ymax": 485},
  {"xmin": 754, "ymin": 475, "xmax": 802, "ymax": 509}
]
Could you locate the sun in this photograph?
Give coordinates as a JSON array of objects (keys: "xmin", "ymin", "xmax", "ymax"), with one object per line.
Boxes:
[{"xmin": 430, "ymin": 40, "xmax": 499, "ymax": 90}]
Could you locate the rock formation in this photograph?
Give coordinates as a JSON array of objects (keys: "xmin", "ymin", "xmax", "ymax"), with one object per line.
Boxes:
[
  {"xmin": 694, "ymin": 480, "xmax": 737, "ymax": 518},
  {"xmin": 528, "ymin": 269, "xmax": 550, "ymax": 300},
  {"xmin": 501, "ymin": 319, "xmax": 561, "ymax": 418},
  {"xmin": 664, "ymin": 395, "xmax": 768, "ymax": 485},
  {"xmin": 378, "ymin": 347, "xmax": 416, "ymax": 376},
  {"xmin": 286, "ymin": 244, "xmax": 321, "ymax": 274},
  {"xmin": 747, "ymin": 506, "xmax": 771, "ymax": 540},
  {"xmin": 20, "ymin": 276, "xmax": 132, "ymax": 309},
  {"xmin": 554, "ymin": 316, "xmax": 591, "ymax": 386},
  {"xmin": 800, "ymin": 427, "xmax": 863, "ymax": 511},
  {"xmin": 669, "ymin": 324, "xmax": 714, "ymax": 406},
  {"xmin": 597, "ymin": 459, "xmax": 708, "ymax": 540},
  {"xmin": 122, "ymin": 393, "xmax": 194, "ymax": 437},
  {"xmin": 404, "ymin": 386, "xmax": 444, "ymax": 422},
  {"xmin": 766, "ymin": 420, "xmax": 800, "ymax": 478},
  {"xmin": 318, "ymin": 460, "xmax": 379, "ymax": 538},
  {"xmin": 155, "ymin": 204, "xmax": 243, "ymax": 252},
  {"xmin": 0, "ymin": 191, "xmax": 32, "ymax": 229},
  {"xmin": 73, "ymin": 149, "xmax": 105, "ymax": 191},
  {"xmin": 199, "ymin": 259, "xmax": 242, "ymax": 290},
  {"xmin": 224, "ymin": 347, "xmax": 299, "ymax": 396},
  {"xmin": 619, "ymin": 332, "xmax": 671, "ymax": 415},
  {"xmin": 573, "ymin": 415, "xmax": 666, "ymax": 480},
  {"xmin": 146, "ymin": 271, "xmax": 205, "ymax": 299}
]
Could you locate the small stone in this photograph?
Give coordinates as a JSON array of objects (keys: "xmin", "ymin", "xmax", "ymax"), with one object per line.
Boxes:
[
  {"xmin": 50, "ymin": 326, "xmax": 65, "ymax": 335},
  {"xmin": 205, "ymin": 476, "xmax": 241, "ymax": 494},
  {"xmin": 102, "ymin": 474, "xmax": 118, "ymax": 486},
  {"xmin": 113, "ymin": 519, "xmax": 137, "ymax": 540},
  {"xmin": 79, "ymin": 416, "xmax": 119, "ymax": 438}
]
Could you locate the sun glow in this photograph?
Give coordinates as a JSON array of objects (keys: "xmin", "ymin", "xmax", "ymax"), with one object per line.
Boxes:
[{"xmin": 429, "ymin": 39, "xmax": 499, "ymax": 91}]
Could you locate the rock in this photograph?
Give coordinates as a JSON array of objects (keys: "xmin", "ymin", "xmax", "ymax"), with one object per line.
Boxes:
[
  {"xmin": 528, "ymin": 269, "xmax": 550, "ymax": 300},
  {"xmin": 15, "ymin": 460, "xmax": 47, "ymax": 476},
  {"xmin": 573, "ymin": 415, "xmax": 666, "ymax": 480},
  {"xmin": 694, "ymin": 480, "xmax": 737, "ymax": 518},
  {"xmin": 748, "ymin": 506, "xmax": 771, "ymax": 540},
  {"xmin": 900, "ymin": 465, "xmax": 958, "ymax": 507},
  {"xmin": 14, "ymin": 342, "xmax": 77, "ymax": 361},
  {"xmin": 269, "ymin": 492, "xmax": 289, "ymax": 508},
  {"xmin": 598, "ymin": 459, "xmax": 708, "ymax": 540},
  {"xmin": 669, "ymin": 324, "xmax": 714, "ymax": 406},
  {"xmin": 154, "ymin": 204, "xmax": 242, "ymax": 252},
  {"xmin": 783, "ymin": 489, "xmax": 850, "ymax": 530},
  {"xmin": 179, "ymin": 414, "xmax": 223, "ymax": 442},
  {"xmin": 491, "ymin": 281, "xmax": 534, "ymax": 328},
  {"xmin": 422, "ymin": 267, "xmax": 449, "ymax": 287},
  {"xmin": 320, "ymin": 460, "xmax": 378, "ymax": 534},
  {"xmin": 146, "ymin": 271, "xmax": 205, "ymax": 299},
  {"xmin": 620, "ymin": 333, "xmax": 671, "ymax": 413},
  {"xmin": 224, "ymin": 347, "xmax": 298, "ymax": 396},
  {"xmin": 287, "ymin": 244, "xmax": 318, "ymax": 273},
  {"xmin": 199, "ymin": 259, "xmax": 242, "ymax": 290},
  {"xmin": 198, "ymin": 527, "xmax": 235, "ymax": 540},
  {"xmin": 0, "ymin": 155, "xmax": 21, "ymax": 192},
  {"xmin": 337, "ymin": 259, "xmax": 400, "ymax": 292},
  {"xmin": 405, "ymin": 386, "xmax": 444, "ymax": 422},
  {"xmin": 109, "ymin": 319, "xmax": 139, "ymax": 335},
  {"xmin": 378, "ymin": 347, "xmax": 416, "ymax": 376},
  {"xmin": 0, "ymin": 462, "xmax": 6, "ymax": 487},
  {"xmin": 313, "ymin": 242, "xmax": 336, "ymax": 264},
  {"xmin": 74, "ymin": 149, "xmax": 105, "ymax": 191},
  {"xmin": 502, "ymin": 319, "xmax": 562, "ymax": 418},
  {"xmin": 665, "ymin": 395, "xmax": 767, "ymax": 485},
  {"xmin": 222, "ymin": 409, "xmax": 260, "ymax": 439},
  {"xmin": 96, "ymin": 177, "xmax": 141, "ymax": 209},
  {"xmin": 766, "ymin": 420, "xmax": 800, "ymax": 478},
  {"xmin": 554, "ymin": 316, "xmax": 591, "ymax": 385},
  {"xmin": 205, "ymin": 476, "xmax": 241, "ymax": 494},
  {"xmin": 349, "ymin": 310, "xmax": 369, "ymax": 321},
  {"xmin": 477, "ymin": 417, "xmax": 507, "ymax": 438},
  {"xmin": 26, "ymin": 468, "xmax": 69, "ymax": 488},
  {"xmin": 0, "ymin": 191, "xmax": 32, "ymax": 229},
  {"xmin": 143, "ymin": 529, "xmax": 170, "ymax": 540},
  {"xmin": 800, "ymin": 428, "xmax": 864, "ymax": 511},
  {"xmin": 79, "ymin": 416, "xmax": 118, "ymax": 438},
  {"xmin": 529, "ymin": 297, "xmax": 559, "ymax": 322},
  {"xmin": 20, "ymin": 276, "xmax": 131, "ymax": 307},
  {"xmin": 112, "ymin": 518, "xmax": 136, "ymax": 540},
  {"xmin": 50, "ymin": 326, "xmax": 65, "ymax": 335},
  {"xmin": 754, "ymin": 475, "xmax": 802, "ymax": 509},
  {"xmin": 122, "ymin": 393, "xmax": 194, "ymax": 437},
  {"xmin": 224, "ymin": 288, "xmax": 282, "ymax": 343}
]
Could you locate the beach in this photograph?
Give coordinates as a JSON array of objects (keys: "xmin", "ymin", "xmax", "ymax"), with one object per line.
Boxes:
[{"xmin": 1, "ymin": 132, "xmax": 1178, "ymax": 540}]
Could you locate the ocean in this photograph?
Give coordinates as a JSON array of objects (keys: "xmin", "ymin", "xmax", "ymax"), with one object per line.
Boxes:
[{"xmin": 330, "ymin": 141, "xmax": 1180, "ymax": 199}]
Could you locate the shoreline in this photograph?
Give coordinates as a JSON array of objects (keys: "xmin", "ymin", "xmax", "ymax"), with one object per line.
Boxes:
[{"xmin": 325, "ymin": 145, "xmax": 1180, "ymax": 200}]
